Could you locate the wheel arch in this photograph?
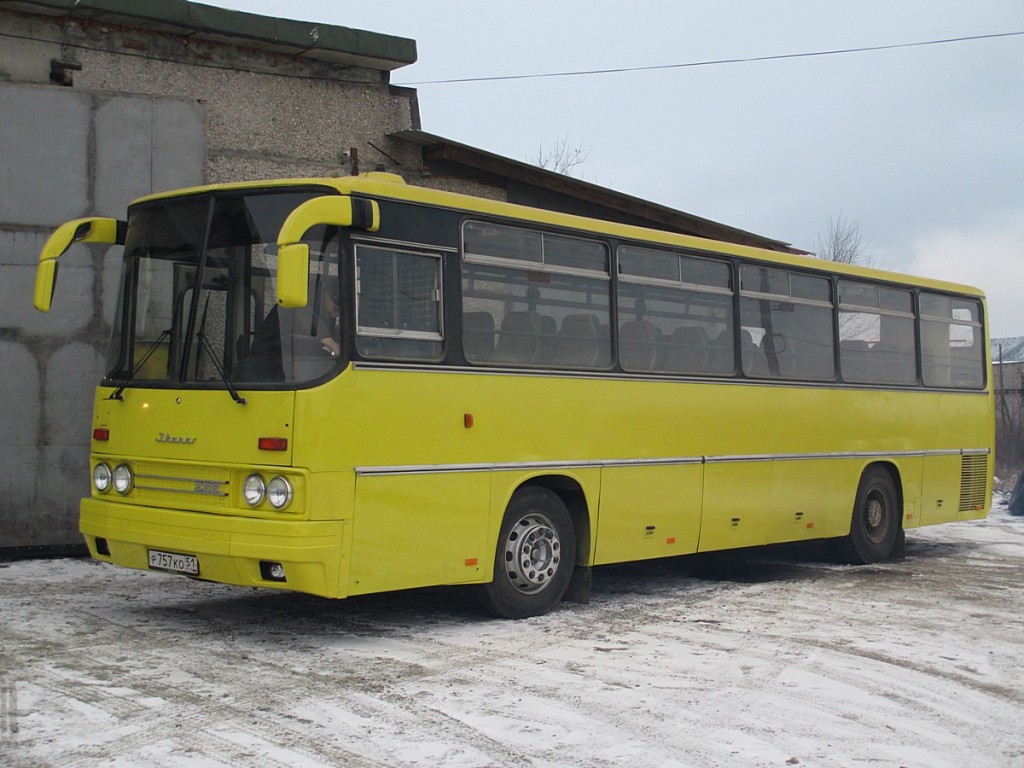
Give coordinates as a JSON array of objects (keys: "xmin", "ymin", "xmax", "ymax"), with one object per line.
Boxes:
[
  {"xmin": 518, "ymin": 474, "xmax": 592, "ymax": 567},
  {"xmin": 834, "ymin": 459, "xmax": 905, "ymax": 564},
  {"xmin": 861, "ymin": 460, "xmax": 905, "ymax": 530}
]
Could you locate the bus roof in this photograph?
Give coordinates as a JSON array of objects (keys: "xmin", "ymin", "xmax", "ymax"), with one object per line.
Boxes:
[{"xmin": 130, "ymin": 174, "xmax": 985, "ymax": 299}]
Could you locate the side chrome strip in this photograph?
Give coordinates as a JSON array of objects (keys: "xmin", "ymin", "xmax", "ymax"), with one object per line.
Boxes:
[{"xmin": 355, "ymin": 448, "xmax": 989, "ymax": 477}]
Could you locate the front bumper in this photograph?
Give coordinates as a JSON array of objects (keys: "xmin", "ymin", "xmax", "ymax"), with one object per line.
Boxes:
[{"xmin": 80, "ymin": 497, "xmax": 346, "ymax": 598}]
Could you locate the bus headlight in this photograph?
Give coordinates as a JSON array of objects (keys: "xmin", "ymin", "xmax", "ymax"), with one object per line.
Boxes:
[
  {"xmin": 112, "ymin": 464, "xmax": 134, "ymax": 494},
  {"xmin": 243, "ymin": 474, "xmax": 266, "ymax": 507},
  {"xmin": 267, "ymin": 476, "xmax": 293, "ymax": 510},
  {"xmin": 93, "ymin": 463, "xmax": 112, "ymax": 493}
]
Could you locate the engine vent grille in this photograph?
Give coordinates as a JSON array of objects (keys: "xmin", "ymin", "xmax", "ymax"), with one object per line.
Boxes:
[{"xmin": 958, "ymin": 454, "xmax": 989, "ymax": 512}]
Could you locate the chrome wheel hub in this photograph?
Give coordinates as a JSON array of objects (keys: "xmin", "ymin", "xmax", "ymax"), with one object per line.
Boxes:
[{"xmin": 504, "ymin": 513, "xmax": 561, "ymax": 595}]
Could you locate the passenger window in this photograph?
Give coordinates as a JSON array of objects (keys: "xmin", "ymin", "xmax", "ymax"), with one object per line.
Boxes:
[
  {"xmin": 920, "ymin": 293, "xmax": 985, "ymax": 388},
  {"xmin": 739, "ymin": 266, "xmax": 835, "ymax": 380},
  {"xmin": 462, "ymin": 222, "xmax": 611, "ymax": 369},
  {"xmin": 838, "ymin": 281, "xmax": 916, "ymax": 385},
  {"xmin": 616, "ymin": 246, "xmax": 734, "ymax": 375},
  {"xmin": 355, "ymin": 245, "xmax": 443, "ymax": 360}
]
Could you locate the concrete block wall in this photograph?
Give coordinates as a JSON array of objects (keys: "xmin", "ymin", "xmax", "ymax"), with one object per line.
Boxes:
[{"xmin": 0, "ymin": 6, "xmax": 420, "ymax": 550}]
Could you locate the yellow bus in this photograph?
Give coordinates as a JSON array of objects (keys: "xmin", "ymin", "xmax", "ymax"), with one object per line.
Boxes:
[{"xmin": 34, "ymin": 173, "xmax": 993, "ymax": 618}]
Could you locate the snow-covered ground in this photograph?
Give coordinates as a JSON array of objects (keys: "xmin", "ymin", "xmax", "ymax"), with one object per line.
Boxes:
[{"xmin": 2, "ymin": 499, "xmax": 1022, "ymax": 768}]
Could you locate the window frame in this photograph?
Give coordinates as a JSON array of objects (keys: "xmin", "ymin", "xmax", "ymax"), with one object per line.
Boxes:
[
  {"xmin": 738, "ymin": 264, "xmax": 837, "ymax": 381},
  {"xmin": 615, "ymin": 244, "xmax": 735, "ymax": 375},
  {"xmin": 918, "ymin": 291, "xmax": 986, "ymax": 390},
  {"xmin": 836, "ymin": 279, "xmax": 918, "ymax": 386},
  {"xmin": 353, "ymin": 243, "xmax": 446, "ymax": 362},
  {"xmin": 460, "ymin": 219, "xmax": 612, "ymax": 370}
]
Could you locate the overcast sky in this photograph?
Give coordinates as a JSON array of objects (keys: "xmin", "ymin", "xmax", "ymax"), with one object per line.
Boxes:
[{"xmin": 206, "ymin": 1, "xmax": 1024, "ymax": 338}]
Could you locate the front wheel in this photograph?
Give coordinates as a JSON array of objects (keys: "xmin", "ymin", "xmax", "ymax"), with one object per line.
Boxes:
[
  {"xmin": 837, "ymin": 466, "xmax": 900, "ymax": 564},
  {"xmin": 479, "ymin": 487, "xmax": 576, "ymax": 619}
]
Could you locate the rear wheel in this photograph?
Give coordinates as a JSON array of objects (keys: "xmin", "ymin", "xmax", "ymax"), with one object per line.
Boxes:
[
  {"xmin": 480, "ymin": 487, "xmax": 575, "ymax": 619},
  {"xmin": 838, "ymin": 466, "xmax": 900, "ymax": 564}
]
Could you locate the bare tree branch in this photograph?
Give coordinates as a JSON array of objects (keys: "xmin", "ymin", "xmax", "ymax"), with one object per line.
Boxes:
[
  {"xmin": 815, "ymin": 215, "xmax": 872, "ymax": 267},
  {"xmin": 530, "ymin": 134, "xmax": 591, "ymax": 177}
]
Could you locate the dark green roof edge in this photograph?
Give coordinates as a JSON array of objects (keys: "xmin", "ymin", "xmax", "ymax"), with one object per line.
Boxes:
[{"xmin": 3, "ymin": 0, "xmax": 417, "ymax": 70}]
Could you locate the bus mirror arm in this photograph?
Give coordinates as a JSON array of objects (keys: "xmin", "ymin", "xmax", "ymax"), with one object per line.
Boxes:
[
  {"xmin": 275, "ymin": 195, "xmax": 380, "ymax": 308},
  {"xmin": 34, "ymin": 217, "xmax": 126, "ymax": 312}
]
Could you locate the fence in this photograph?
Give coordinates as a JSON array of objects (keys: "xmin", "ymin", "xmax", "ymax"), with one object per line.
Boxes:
[{"xmin": 995, "ymin": 360, "xmax": 1024, "ymax": 487}]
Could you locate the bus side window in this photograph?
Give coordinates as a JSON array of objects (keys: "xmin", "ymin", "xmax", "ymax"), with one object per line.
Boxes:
[
  {"xmin": 739, "ymin": 266, "xmax": 834, "ymax": 381},
  {"xmin": 616, "ymin": 246, "xmax": 733, "ymax": 376},
  {"xmin": 920, "ymin": 293, "xmax": 984, "ymax": 389},
  {"xmin": 355, "ymin": 245, "xmax": 444, "ymax": 361},
  {"xmin": 838, "ymin": 281, "xmax": 916, "ymax": 385},
  {"xmin": 461, "ymin": 222, "xmax": 611, "ymax": 370}
]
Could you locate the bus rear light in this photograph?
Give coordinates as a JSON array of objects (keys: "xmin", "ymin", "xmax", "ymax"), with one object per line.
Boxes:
[
  {"xmin": 93, "ymin": 428, "xmax": 110, "ymax": 441},
  {"xmin": 258, "ymin": 437, "xmax": 288, "ymax": 451}
]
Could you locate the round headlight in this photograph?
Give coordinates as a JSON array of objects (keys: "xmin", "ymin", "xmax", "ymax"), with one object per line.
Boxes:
[
  {"xmin": 93, "ymin": 463, "xmax": 112, "ymax": 493},
  {"xmin": 267, "ymin": 476, "xmax": 293, "ymax": 510},
  {"xmin": 243, "ymin": 474, "xmax": 266, "ymax": 507},
  {"xmin": 112, "ymin": 464, "xmax": 134, "ymax": 494}
]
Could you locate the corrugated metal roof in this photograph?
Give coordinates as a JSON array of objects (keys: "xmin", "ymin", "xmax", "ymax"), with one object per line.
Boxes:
[
  {"xmin": 3, "ymin": 0, "xmax": 417, "ymax": 71},
  {"xmin": 993, "ymin": 337, "xmax": 1024, "ymax": 363},
  {"xmin": 392, "ymin": 129, "xmax": 800, "ymax": 253}
]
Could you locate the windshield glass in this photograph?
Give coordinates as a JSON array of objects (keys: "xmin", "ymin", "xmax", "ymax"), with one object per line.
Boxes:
[{"xmin": 106, "ymin": 188, "xmax": 343, "ymax": 389}]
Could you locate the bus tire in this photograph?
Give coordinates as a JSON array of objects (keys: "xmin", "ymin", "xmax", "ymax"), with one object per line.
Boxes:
[
  {"xmin": 838, "ymin": 466, "xmax": 900, "ymax": 564},
  {"xmin": 480, "ymin": 486, "xmax": 576, "ymax": 619}
]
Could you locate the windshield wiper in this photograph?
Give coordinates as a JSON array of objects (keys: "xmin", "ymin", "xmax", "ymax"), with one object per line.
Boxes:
[
  {"xmin": 195, "ymin": 294, "xmax": 246, "ymax": 405},
  {"xmin": 195, "ymin": 329, "xmax": 247, "ymax": 405},
  {"xmin": 108, "ymin": 329, "xmax": 171, "ymax": 401}
]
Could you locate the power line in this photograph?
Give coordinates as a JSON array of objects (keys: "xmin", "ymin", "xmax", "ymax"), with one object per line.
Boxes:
[{"xmin": 397, "ymin": 31, "xmax": 1024, "ymax": 86}]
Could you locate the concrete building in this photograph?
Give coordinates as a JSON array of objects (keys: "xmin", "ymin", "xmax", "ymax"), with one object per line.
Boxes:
[
  {"xmin": 0, "ymin": 0, "xmax": 421, "ymax": 553},
  {"xmin": 1, "ymin": 1, "xmax": 794, "ymax": 554}
]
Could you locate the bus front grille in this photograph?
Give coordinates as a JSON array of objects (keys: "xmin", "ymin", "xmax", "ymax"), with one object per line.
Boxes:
[{"xmin": 132, "ymin": 462, "xmax": 231, "ymax": 510}]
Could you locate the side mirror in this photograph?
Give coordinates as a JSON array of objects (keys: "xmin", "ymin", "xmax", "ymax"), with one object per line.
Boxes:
[
  {"xmin": 34, "ymin": 217, "xmax": 125, "ymax": 312},
  {"xmin": 275, "ymin": 196, "xmax": 379, "ymax": 308}
]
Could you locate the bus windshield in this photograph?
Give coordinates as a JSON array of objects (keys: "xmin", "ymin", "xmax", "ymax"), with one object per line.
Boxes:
[{"xmin": 106, "ymin": 188, "xmax": 342, "ymax": 390}]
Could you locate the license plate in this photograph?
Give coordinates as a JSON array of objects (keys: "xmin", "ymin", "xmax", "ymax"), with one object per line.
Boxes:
[{"xmin": 148, "ymin": 549, "xmax": 199, "ymax": 576}]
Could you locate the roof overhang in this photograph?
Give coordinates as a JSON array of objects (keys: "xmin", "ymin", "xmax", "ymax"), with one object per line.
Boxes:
[
  {"xmin": 392, "ymin": 130, "xmax": 799, "ymax": 253},
  {"xmin": 3, "ymin": 0, "xmax": 417, "ymax": 71}
]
